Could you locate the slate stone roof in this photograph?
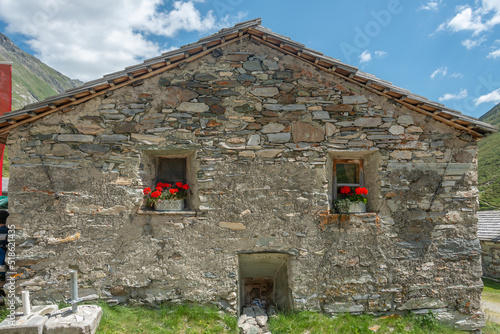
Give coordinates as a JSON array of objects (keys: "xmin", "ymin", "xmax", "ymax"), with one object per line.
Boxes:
[
  {"xmin": 478, "ymin": 211, "xmax": 500, "ymax": 242},
  {"xmin": 0, "ymin": 18, "xmax": 496, "ymax": 141}
]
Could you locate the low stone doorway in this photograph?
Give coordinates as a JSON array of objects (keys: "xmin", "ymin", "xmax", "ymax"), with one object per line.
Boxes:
[{"xmin": 237, "ymin": 252, "xmax": 292, "ymax": 313}]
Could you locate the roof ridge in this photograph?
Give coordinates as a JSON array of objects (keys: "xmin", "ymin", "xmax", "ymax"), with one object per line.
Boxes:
[{"xmin": 0, "ymin": 18, "xmax": 496, "ymax": 139}]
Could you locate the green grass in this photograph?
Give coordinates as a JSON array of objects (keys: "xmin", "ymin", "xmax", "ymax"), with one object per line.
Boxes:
[
  {"xmin": 96, "ymin": 303, "xmax": 237, "ymax": 334},
  {"xmin": 268, "ymin": 311, "xmax": 462, "ymax": 334}
]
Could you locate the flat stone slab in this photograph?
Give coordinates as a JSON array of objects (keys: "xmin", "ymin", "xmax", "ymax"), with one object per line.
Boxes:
[
  {"xmin": 0, "ymin": 305, "xmax": 59, "ymax": 334},
  {"xmin": 44, "ymin": 305, "xmax": 102, "ymax": 334}
]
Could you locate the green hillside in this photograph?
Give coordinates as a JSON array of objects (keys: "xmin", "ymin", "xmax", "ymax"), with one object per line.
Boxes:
[
  {"xmin": 478, "ymin": 103, "xmax": 500, "ymax": 211},
  {"xmin": 0, "ymin": 32, "xmax": 82, "ymax": 110}
]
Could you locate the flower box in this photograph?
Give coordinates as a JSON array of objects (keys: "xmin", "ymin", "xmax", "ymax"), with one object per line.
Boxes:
[
  {"xmin": 155, "ymin": 199, "xmax": 185, "ymax": 212},
  {"xmin": 348, "ymin": 202, "xmax": 366, "ymax": 213}
]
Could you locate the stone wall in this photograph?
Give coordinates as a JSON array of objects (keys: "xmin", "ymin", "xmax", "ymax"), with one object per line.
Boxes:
[
  {"xmin": 481, "ymin": 241, "xmax": 500, "ymax": 279},
  {"xmin": 6, "ymin": 37, "xmax": 484, "ymax": 330}
]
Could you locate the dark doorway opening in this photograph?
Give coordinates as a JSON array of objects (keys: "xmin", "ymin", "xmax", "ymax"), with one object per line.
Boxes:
[{"xmin": 238, "ymin": 252, "xmax": 292, "ymax": 313}]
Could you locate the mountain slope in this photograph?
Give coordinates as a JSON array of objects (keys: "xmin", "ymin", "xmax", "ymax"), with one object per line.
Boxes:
[
  {"xmin": 0, "ymin": 32, "xmax": 83, "ymax": 110},
  {"xmin": 479, "ymin": 102, "xmax": 500, "ymax": 211}
]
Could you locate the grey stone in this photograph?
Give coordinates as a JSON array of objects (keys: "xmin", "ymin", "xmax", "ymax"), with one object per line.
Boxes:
[
  {"xmin": 263, "ymin": 104, "xmax": 306, "ymax": 111},
  {"xmin": 235, "ymin": 74, "xmax": 256, "ymax": 82},
  {"xmin": 79, "ymin": 144, "xmax": 110, "ymax": 155},
  {"xmin": 323, "ymin": 303, "xmax": 364, "ymax": 313},
  {"xmin": 354, "ymin": 117, "xmax": 382, "ymax": 127},
  {"xmin": 44, "ymin": 305, "xmax": 102, "ymax": 334},
  {"xmin": 247, "ymin": 134, "xmax": 261, "ymax": 146},
  {"xmin": 261, "ymin": 123, "xmax": 285, "ymax": 134},
  {"xmin": 437, "ymin": 239, "xmax": 481, "ymax": 260},
  {"xmin": 400, "ymin": 298, "xmax": 447, "ymax": 310},
  {"xmin": 114, "ymin": 122, "xmax": 139, "ymax": 134},
  {"xmin": 398, "ymin": 115, "xmax": 414, "ymax": 125},
  {"xmin": 342, "ymin": 95, "xmax": 368, "ymax": 104},
  {"xmin": 100, "ymin": 134, "xmax": 128, "ymax": 143},
  {"xmin": 267, "ymin": 133, "xmax": 291, "ymax": 143},
  {"xmin": 0, "ymin": 305, "xmax": 58, "ymax": 334},
  {"xmin": 215, "ymin": 90, "xmax": 239, "ymax": 97},
  {"xmin": 178, "ymin": 102, "xmax": 209, "ymax": 113},
  {"xmin": 51, "ymin": 144, "xmax": 73, "ymax": 157},
  {"xmin": 250, "ymin": 87, "xmax": 279, "ymax": 97},
  {"xmin": 58, "ymin": 134, "xmax": 94, "ymax": 143},
  {"xmin": 312, "ymin": 111, "xmax": 330, "ymax": 120},
  {"xmin": 194, "ymin": 73, "xmax": 216, "ymax": 82},
  {"xmin": 243, "ymin": 60, "xmax": 262, "ymax": 72},
  {"xmin": 263, "ymin": 59, "xmax": 279, "ymax": 70}
]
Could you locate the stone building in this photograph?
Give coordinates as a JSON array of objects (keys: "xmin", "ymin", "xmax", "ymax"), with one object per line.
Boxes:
[
  {"xmin": 478, "ymin": 211, "xmax": 500, "ymax": 279},
  {"xmin": 0, "ymin": 19, "xmax": 496, "ymax": 330}
]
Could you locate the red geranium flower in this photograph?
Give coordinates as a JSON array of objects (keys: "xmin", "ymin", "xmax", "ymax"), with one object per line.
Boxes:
[
  {"xmin": 175, "ymin": 182, "xmax": 183, "ymax": 188},
  {"xmin": 155, "ymin": 186, "xmax": 163, "ymax": 192},
  {"xmin": 169, "ymin": 188, "xmax": 179, "ymax": 194},
  {"xmin": 151, "ymin": 190, "xmax": 161, "ymax": 198},
  {"xmin": 355, "ymin": 187, "xmax": 368, "ymax": 195},
  {"xmin": 143, "ymin": 187, "xmax": 151, "ymax": 195},
  {"xmin": 340, "ymin": 186, "xmax": 351, "ymax": 195},
  {"xmin": 163, "ymin": 183, "xmax": 171, "ymax": 188},
  {"xmin": 182, "ymin": 184, "xmax": 190, "ymax": 190}
]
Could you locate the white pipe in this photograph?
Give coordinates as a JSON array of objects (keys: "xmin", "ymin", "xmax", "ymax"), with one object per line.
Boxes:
[{"xmin": 22, "ymin": 291, "xmax": 31, "ymax": 316}]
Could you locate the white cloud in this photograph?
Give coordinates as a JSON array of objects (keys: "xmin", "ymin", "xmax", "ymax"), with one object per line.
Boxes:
[
  {"xmin": 474, "ymin": 88, "xmax": 500, "ymax": 105},
  {"xmin": 359, "ymin": 50, "xmax": 372, "ymax": 63},
  {"xmin": 437, "ymin": 2, "xmax": 500, "ymax": 37},
  {"xmin": 420, "ymin": 0, "xmax": 442, "ymax": 11},
  {"xmin": 374, "ymin": 51, "xmax": 388, "ymax": 58},
  {"xmin": 487, "ymin": 49, "xmax": 500, "ymax": 58},
  {"xmin": 438, "ymin": 89, "xmax": 468, "ymax": 101},
  {"xmin": 0, "ymin": 0, "xmax": 244, "ymax": 81},
  {"xmin": 450, "ymin": 72, "xmax": 463, "ymax": 78},
  {"xmin": 430, "ymin": 66, "xmax": 447, "ymax": 79},
  {"xmin": 461, "ymin": 36, "xmax": 487, "ymax": 49}
]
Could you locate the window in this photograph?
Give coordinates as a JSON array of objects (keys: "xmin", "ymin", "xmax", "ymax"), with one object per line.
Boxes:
[
  {"xmin": 141, "ymin": 150, "xmax": 197, "ymax": 213},
  {"xmin": 333, "ymin": 159, "xmax": 363, "ymax": 200},
  {"xmin": 157, "ymin": 158, "xmax": 186, "ymax": 185}
]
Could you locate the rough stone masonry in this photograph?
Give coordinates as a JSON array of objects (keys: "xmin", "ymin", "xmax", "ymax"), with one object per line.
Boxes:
[{"xmin": 5, "ymin": 37, "xmax": 484, "ymax": 330}]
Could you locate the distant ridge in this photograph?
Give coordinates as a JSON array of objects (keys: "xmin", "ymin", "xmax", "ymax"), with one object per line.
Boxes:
[
  {"xmin": 479, "ymin": 102, "xmax": 500, "ymax": 210},
  {"xmin": 0, "ymin": 32, "xmax": 83, "ymax": 110}
]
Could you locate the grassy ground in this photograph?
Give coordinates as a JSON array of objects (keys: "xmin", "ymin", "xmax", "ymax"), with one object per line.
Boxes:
[
  {"xmin": 0, "ymin": 296, "xmax": 499, "ymax": 333},
  {"xmin": 482, "ymin": 278, "xmax": 500, "ymax": 334},
  {"xmin": 96, "ymin": 303, "xmax": 237, "ymax": 334}
]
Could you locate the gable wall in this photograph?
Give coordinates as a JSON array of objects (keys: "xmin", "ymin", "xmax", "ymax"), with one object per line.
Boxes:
[{"xmin": 5, "ymin": 37, "xmax": 483, "ymax": 329}]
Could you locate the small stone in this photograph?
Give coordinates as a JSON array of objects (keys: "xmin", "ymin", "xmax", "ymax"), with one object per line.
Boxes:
[
  {"xmin": 114, "ymin": 122, "xmax": 139, "ymax": 134},
  {"xmin": 239, "ymin": 151, "xmax": 256, "ymax": 158},
  {"xmin": 256, "ymin": 149, "xmax": 284, "ymax": 159},
  {"xmin": 263, "ymin": 59, "xmax": 279, "ymax": 70},
  {"xmin": 250, "ymin": 87, "xmax": 279, "ymax": 97},
  {"xmin": 279, "ymin": 82, "xmax": 295, "ymax": 92},
  {"xmin": 194, "ymin": 73, "xmax": 216, "ymax": 82},
  {"xmin": 58, "ymin": 134, "xmax": 95, "ymax": 142},
  {"xmin": 51, "ymin": 144, "xmax": 73, "ymax": 156},
  {"xmin": 397, "ymin": 115, "xmax": 414, "ymax": 126},
  {"xmin": 292, "ymin": 121, "xmax": 325, "ymax": 143},
  {"xmin": 389, "ymin": 125, "xmax": 405, "ymax": 135},
  {"xmin": 267, "ymin": 133, "xmax": 291, "ymax": 143},
  {"xmin": 79, "ymin": 144, "xmax": 110, "ymax": 155},
  {"xmin": 407, "ymin": 125, "xmax": 424, "ymax": 133},
  {"xmin": 326, "ymin": 123, "xmax": 338, "ymax": 137},
  {"xmin": 243, "ymin": 60, "xmax": 263, "ymax": 71},
  {"xmin": 101, "ymin": 134, "xmax": 128, "ymax": 142},
  {"xmin": 131, "ymin": 134, "xmax": 166, "ymax": 144},
  {"xmin": 235, "ymin": 74, "xmax": 256, "ymax": 82},
  {"xmin": 390, "ymin": 150, "xmax": 412, "ymax": 160},
  {"xmin": 178, "ymin": 102, "xmax": 209, "ymax": 113},
  {"xmin": 219, "ymin": 222, "xmax": 246, "ymax": 230},
  {"xmin": 247, "ymin": 134, "xmax": 261, "ymax": 146},
  {"xmin": 313, "ymin": 111, "xmax": 330, "ymax": 120},
  {"xmin": 262, "ymin": 123, "xmax": 285, "ymax": 134},
  {"xmin": 324, "ymin": 104, "xmax": 353, "ymax": 112},
  {"xmin": 215, "ymin": 89, "xmax": 239, "ymax": 97},
  {"xmin": 342, "ymin": 95, "xmax": 368, "ymax": 104},
  {"xmin": 354, "ymin": 117, "xmax": 382, "ymax": 127}
]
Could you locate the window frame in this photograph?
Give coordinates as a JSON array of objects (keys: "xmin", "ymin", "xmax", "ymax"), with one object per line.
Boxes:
[{"xmin": 333, "ymin": 159, "xmax": 364, "ymax": 200}]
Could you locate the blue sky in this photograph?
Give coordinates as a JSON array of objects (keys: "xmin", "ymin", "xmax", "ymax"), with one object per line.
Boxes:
[{"xmin": 0, "ymin": 0, "xmax": 499, "ymax": 119}]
